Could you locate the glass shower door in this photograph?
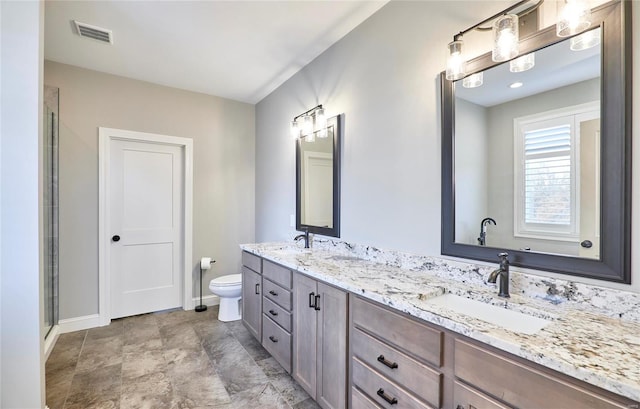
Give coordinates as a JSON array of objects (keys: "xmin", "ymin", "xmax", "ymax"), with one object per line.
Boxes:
[{"xmin": 43, "ymin": 86, "xmax": 59, "ymax": 338}]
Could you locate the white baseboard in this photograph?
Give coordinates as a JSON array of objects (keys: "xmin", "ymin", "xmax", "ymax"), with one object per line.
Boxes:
[
  {"xmin": 192, "ymin": 294, "xmax": 219, "ymax": 308},
  {"xmin": 44, "ymin": 325, "xmax": 60, "ymax": 361},
  {"xmin": 58, "ymin": 313, "xmax": 102, "ymax": 333},
  {"xmin": 59, "ymin": 296, "xmax": 219, "ymax": 334}
]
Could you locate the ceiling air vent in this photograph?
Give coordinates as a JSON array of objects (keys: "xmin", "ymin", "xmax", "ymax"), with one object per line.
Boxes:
[{"xmin": 73, "ymin": 21, "xmax": 113, "ymax": 44}]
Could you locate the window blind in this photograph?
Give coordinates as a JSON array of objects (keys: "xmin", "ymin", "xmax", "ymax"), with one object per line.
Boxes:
[{"xmin": 524, "ymin": 124, "xmax": 571, "ymax": 225}]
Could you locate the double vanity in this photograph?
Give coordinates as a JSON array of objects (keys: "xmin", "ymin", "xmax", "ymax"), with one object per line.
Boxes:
[{"xmin": 240, "ymin": 240, "xmax": 639, "ymax": 409}]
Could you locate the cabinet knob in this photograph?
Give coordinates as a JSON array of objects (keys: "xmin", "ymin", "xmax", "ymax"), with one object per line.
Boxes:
[
  {"xmin": 269, "ymin": 309, "xmax": 278, "ymax": 316},
  {"xmin": 255, "ymin": 284, "xmax": 260, "ymax": 295},
  {"xmin": 309, "ymin": 292, "xmax": 316, "ymax": 308},
  {"xmin": 314, "ymin": 294, "xmax": 321, "ymax": 311},
  {"xmin": 112, "ymin": 235, "xmax": 120, "ymax": 242},
  {"xmin": 268, "ymin": 335, "xmax": 278, "ymax": 343},
  {"xmin": 269, "ymin": 290, "xmax": 278, "ymax": 296}
]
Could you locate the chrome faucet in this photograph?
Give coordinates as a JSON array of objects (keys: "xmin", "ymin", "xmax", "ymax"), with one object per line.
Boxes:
[
  {"xmin": 294, "ymin": 227, "xmax": 310, "ymax": 249},
  {"xmin": 487, "ymin": 252, "xmax": 510, "ymax": 298},
  {"xmin": 477, "ymin": 217, "xmax": 496, "ymax": 246}
]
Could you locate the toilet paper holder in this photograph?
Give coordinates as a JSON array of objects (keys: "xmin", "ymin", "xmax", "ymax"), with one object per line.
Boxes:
[{"xmin": 196, "ymin": 257, "xmax": 216, "ymax": 312}]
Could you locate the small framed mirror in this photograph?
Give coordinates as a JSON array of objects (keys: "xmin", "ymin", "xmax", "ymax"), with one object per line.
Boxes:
[
  {"xmin": 296, "ymin": 114, "xmax": 341, "ymax": 237},
  {"xmin": 441, "ymin": 1, "xmax": 631, "ymax": 282}
]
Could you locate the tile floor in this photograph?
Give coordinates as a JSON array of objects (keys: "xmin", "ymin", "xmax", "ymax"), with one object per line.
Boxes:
[{"xmin": 46, "ymin": 306, "xmax": 321, "ymax": 409}]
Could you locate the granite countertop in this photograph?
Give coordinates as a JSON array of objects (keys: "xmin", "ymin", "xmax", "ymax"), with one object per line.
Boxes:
[{"xmin": 240, "ymin": 240, "xmax": 640, "ymax": 402}]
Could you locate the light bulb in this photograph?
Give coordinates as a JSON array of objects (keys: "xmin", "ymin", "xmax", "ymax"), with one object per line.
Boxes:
[
  {"xmin": 557, "ymin": 0, "xmax": 592, "ymax": 37},
  {"xmin": 510, "ymin": 53, "xmax": 535, "ymax": 72},
  {"xmin": 462, "ymin": 72, "xmax": 483, "ymax": 88},
  {"xmin": 290, "ymin": 120, "xmax": 300, "ymax": 140},
  {"xmin": 492, "ymin": 14, "xmax": 519, "ymax": 62},
  {"xmin": 570, "ymin": 28, "xmax": 600, "ymax": 51},
  {"xmin": 302, "ymin": 115, "xmax": 313, "ymax": 137},
  {"xmin": 315, "ymin": 107, "xmax": 328, "ymax": 137},
  {"xmin": 446, "ymin": 40, "xmax": 466, "ymax": 81}
]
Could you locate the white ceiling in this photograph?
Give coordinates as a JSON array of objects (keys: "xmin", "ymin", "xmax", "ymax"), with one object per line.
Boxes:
[{"xmin": 44, "ymin": 0, "xmax": 388, "ymax": 104}]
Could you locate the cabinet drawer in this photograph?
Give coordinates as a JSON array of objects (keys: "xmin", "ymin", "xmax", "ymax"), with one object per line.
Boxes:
[
  {"xmin": 455, "ymin": 339, "xmax": 629, "ymax": 409},
  {"xmin": 242, "ymin": 251, "xmax": 261, "ymax": 273},
  {"xmin": 263, "ymin": 315, "xmax": 291, "ymax": 373},
  {"xmin": 352, "ymin": 386, "xmax": 383, "ymax": 409},
  {"xmin": 263, "ymin": 259, "xmax": 292, "ymax": 289},
  {"xmin": 453, "ymin": 381, "xmax": 511, "ymax": 409},
  {"xmin": 352, "ymin": 296, "xmax": 442, "ymax": 367},
  {"xmin": 352, "ymin": 357, "xmax": 434, "ymax": 409},
  {"xmin": 263, "ymin": 278, "xmax": 292, "ymax": 310},
  {"xmin": 263, "ymin": 296, "xmax": 291, "ymax": 332},
  {"xmin": 352, "ymin": 328, "xmax": 441, "ymax": 408}
]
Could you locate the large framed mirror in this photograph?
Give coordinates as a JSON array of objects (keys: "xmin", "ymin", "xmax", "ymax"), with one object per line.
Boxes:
[
  {"xmin": 441, "ymin": 1, "xmax": 631, "ymax": 282},
  {"xmin": 296, "ymin": 114, "xmax": 341, "ymax": 237}
]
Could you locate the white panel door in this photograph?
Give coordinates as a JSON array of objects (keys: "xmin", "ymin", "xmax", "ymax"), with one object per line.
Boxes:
[
  {"xmin": 303, "ymin": 152, "xmax": 333, "ymax": 227},
  {"xmin": 110, "ymin": 139, "xmax": 184, "ymax": 319}
]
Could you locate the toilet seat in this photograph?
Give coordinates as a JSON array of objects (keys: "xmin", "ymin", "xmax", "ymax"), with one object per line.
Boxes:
[{"xmin": 210, "ymin": 273, "xmax": 241, "ymax": 287}]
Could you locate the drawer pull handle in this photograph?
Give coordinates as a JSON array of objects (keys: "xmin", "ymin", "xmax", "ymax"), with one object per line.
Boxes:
[
  {"xmin": 255, "ymin": 284, "xmax": 260, "ymax": 295},
  {"xmin": 269, "ymin": 309, "xmax": 278, "ymax": 316},
  {"xmin": 269, "ymin": 335, "xmax": 278, "ymax": 343},
  {"xmin": 376, "ymin": 388, "xmax": 397, "ymax": 405},
  {"xmin": 309, "ymin": 292, "xmax": 316, "ymax": 308},
  {"xmin": 269, "ymin": 290, "xmax": 278, "ymax": 296},
  {"xmin": 314, "ymin": 294, "xmax": 321, "ymax": 311},
  {"xmin": 377, "ymin": 355, "xmax": 398, "ymax": 369}
]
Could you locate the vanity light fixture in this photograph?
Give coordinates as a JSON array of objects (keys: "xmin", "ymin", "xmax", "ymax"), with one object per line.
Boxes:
[
  {"xmin": 290, "ymin": 104, "xmax": 326, "ymax": 141},
  {"xmin": 443, "ymin": 0, "xmax": 597, "ymax": 81},
  {"xmin": 462, "ymin": 72, "xmax": 484, "ymax": 88},
  {"xmin": 445, "ymin": 1, "xmax": 543, "ymax": 82},
  {"xmin": 557, "ymin": 0, "xmax": 592, "ymax": 37},
  {"xmin": 510, "ymin": 52, "xmax": 535, "ymax": 72},
  {"xmin": 570, "ymin": 28, "xmax": 600, "ymax": 51}
]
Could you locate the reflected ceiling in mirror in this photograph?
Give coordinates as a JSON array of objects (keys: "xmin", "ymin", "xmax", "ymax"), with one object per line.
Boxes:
[{"xmin": 453, "ymin": 29, "xmax": 601, "ymax": 260}]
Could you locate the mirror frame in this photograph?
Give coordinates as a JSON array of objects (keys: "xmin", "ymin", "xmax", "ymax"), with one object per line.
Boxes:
[
  {"xmin": 441, "ymin": 0, "xmax": 631, "ymax": 283},
  {"xmin": 296, "ymin": 114, "xmax": 341, "ymax": 238}
]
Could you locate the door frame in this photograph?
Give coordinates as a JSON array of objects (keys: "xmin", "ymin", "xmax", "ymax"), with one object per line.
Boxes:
[{"xmin": 98, "ymin": 127, "xmax": 193, "ymax": 326}]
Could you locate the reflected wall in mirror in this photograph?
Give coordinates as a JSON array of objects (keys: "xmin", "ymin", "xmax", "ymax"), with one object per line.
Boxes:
[
  {"xmin": 296, "ymin": 115, "xmax": 340, "ymax": 237},
  {"xmin": 454, "ymin": 29, "xmax": 601, "ymax": 259},
  {"xmin": 441, "ymin": 1, "xmax": 631, "ymax": 282}
]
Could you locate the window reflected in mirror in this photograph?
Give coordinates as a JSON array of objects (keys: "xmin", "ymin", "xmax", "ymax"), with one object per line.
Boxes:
[{"xmin": 453, "ymin": 28, "xmax": 601, "ymax": 259}]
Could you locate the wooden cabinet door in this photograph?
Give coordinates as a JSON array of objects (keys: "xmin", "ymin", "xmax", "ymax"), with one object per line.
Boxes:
[
  {"xmin": 242, "ymin": 267, "xmax": 262, "ymax": 341},
  {"xmin": 316, "ymin": 282, "xmax": 348, "ymax": 409},
  {"xmin": 293, "ymin": 272, "xmax": 318, "ymax": 398}
]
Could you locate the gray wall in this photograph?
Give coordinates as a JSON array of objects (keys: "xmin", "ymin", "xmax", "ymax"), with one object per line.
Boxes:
[
  {"xmin": 1, "ymin": 1, "xmax": 46, "ymax": 407},
  {"xmin": 255, "ymin": 1, "xmax": 640, "ymax": 293},
  {"xmin": 44, "ymin": 61, "xmax": 255, "ymax": 320},
  {"xmin": 454, "ymin": 98, "xmax": 489, "ymax": 245}
]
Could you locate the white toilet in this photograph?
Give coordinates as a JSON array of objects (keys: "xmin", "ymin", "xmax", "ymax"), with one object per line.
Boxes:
[{"xmin": 209, "ymin": 274, "xmax": 242, "ymax": 322}]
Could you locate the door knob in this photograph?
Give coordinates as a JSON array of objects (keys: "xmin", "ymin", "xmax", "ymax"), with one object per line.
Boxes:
[{"xmin": 112, "ymin": 235, "xmax": 121, "ymax": 242}]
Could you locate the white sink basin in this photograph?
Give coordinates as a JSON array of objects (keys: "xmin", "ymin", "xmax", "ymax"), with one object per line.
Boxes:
[{"xmin": 425, "ymin": 293, "xmax": 552, "ymax": 335}]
